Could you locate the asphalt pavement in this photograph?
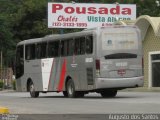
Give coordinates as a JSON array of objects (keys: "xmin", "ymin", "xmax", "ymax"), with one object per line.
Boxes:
[{"xmin": 0, "ymin": 91, "xmax": 160, "ymax": 120}]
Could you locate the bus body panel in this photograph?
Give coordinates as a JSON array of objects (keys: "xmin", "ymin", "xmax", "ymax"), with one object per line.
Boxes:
[
  {"xmin": 49, "ymin": 57, "xmax": 61, "ymax": 91},
  {"xmin": 24, "ymin": 59, "xmax": 43, "ymax": 91},
  {"xmin": 69, "ymin": 54, "xmax": 95, "ymax": 91},
  {"xmin": 15, "ymin": 26, "xmax": 143, "ymax": 94},
  {"xmin": 96, "ymin": 76, "xmax": 144, "ymax": 89},
  {"xmin": 94, "ymin": 27, "xmax": 143, "ymax": 89}
]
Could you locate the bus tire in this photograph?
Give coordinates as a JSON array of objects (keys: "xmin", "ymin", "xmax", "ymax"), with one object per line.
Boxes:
[
  {"xmin": 100, "ymin": 90, "xmax": 117, "ymax": 98},
  {"xmin": 66, "ymin": 79, "xmax": 77, "ymax": 98},
  {"xmin": 29, "ymin": 81, "xmax": 39, "ymax": 98}
]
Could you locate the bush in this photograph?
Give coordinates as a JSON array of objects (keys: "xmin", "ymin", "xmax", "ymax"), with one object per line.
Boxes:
[
  {"xmin": 0, "ymin": 80, "xmax": 3, "ymax": 89},
  {"xmin": 12, "ymin": 80, "xmax": 16, "ymax": 90}
]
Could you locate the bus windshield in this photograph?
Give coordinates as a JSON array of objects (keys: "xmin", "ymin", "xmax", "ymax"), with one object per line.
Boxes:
[{"xmin": 102, "ymin": 31, "xmax": 138, "ymax": 51}]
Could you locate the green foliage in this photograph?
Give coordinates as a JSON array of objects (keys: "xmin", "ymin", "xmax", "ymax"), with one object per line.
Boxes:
[
  {"xmin": 136, "ymin": 0, "xmax": 160, "ymax": 16},
  {"xmin": 0, "ymin": 0, "xmax": 21, "ymax": 67},
  {"xmin": 13, "ymin": 0, "xmax": 54, "ymax": 40},
  {"xmin": 0, "ymin": 80, "xmax": 3, "ymax": 89},
  {"xmin": 12, "ymin": 80, "xmax": 16, "ymax": 90}
]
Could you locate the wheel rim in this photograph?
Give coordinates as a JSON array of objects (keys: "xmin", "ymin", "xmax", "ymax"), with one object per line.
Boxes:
[
  {"xmin": 30, "ymin": 84, "xmax": 34, "ymax": 93},
  {"xmin": 68, "ymin": 82, "xmax": 73, "ymax": 95}
]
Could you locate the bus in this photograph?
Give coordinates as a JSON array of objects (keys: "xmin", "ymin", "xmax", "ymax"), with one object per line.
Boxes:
[{"xmin": 15, "ymin": 25, "xmax": 144, "ymax": 98}]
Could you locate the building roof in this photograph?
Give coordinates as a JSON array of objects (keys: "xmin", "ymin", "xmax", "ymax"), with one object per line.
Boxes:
[
  {"xmin": 114, "ymin": 20, "xmax": 135, "ymax": 25},
  {"xmin": 114, "ymin": 15, "xmax": 160, "ymax": 41},
  {"xmin": 135, "ymin": 15, "xmax": 160, "ymax": 41}
]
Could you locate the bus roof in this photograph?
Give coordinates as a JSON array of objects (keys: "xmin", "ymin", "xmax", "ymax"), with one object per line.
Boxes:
[
  {"xmin": 17, "ymin": 30, "xmax": 96, "ymax": 46},
  {"xmin": 17, "ymin": 25, "xmax": 138, "ymax": 46},
  {"xmin": 17, "ymin": 38, "xmax": 42, "ymax": 46},
  {"xmin": 43, "ymin": 30, "xmax": 94, "ymax": 41}
]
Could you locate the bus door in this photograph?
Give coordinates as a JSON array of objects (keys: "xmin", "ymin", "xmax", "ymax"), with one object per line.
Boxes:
[
  {"xmin": 73, "ymin": 35, "xmax": 94, "ymax": 91},
  {"xmin": 74, "ymin": 37, "xmax": 87, "ymax": 90},
  {"xmin": 24, "ymin": 44, "xmax": 43, "ymax": 91},
  {"xmin": 15, "ymin": 45, "xmax": 24, "ymax": 91},
  {"xmin": 85, "ymin": 35, "xmax": 94, "ymax": 90}
]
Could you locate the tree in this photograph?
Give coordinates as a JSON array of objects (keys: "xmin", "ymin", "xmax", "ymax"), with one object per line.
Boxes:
[
  {"xmin": 13, "ymin": 0, "xmax": 58, "ymax": 41},
  {"xmin": 0, "ymin": 0, "xmax": 22, "ymax": 67},
  {"xmin": 136, "ymin": 0, "xmax": 160, "ymax": 16}
]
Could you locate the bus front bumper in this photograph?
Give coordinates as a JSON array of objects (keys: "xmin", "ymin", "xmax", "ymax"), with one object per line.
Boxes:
[{"xmin": 95, "ymin": 76, "xmax": 144, "ymax": 89}]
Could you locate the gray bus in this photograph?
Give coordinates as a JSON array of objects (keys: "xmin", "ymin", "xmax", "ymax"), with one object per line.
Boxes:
[{"xmin": 15, "ymin": 25, "xmax": 144, "ymax": 98}]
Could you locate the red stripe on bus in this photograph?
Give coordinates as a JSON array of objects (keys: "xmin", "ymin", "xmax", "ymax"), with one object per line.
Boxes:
[
  {"xmin": 48, "ymin": 59, "xmax": 54, "ymax": 90},
  {"xmin": 58, "ymin": 59, "xmax": 66, "ymax": 91}
]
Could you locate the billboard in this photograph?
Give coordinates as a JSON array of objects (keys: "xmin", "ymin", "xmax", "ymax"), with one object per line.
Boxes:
[{"xmin": 48, "ymin": 3, "xmax": 136, "ymax": 28}]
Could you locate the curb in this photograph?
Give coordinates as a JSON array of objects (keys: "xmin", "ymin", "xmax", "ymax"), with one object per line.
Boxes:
[
  {"xmin": 122, "ymin": 87, "xmax": 160, "ymax": 92},
  {"xmin": 0, "ymin": 107, "xmax": 9, "ymax": 114},
  {"xmin": 0, "ymin": 90, "xmax": 15, "ymax": 93}
]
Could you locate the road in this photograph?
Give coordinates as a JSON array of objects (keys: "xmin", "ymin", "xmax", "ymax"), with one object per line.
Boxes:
[{"xmin": 0, "ymin": 91, "xmax": 160, "ymax": 114}]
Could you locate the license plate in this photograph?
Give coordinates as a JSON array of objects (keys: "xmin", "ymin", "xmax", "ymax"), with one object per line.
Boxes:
[{"xmin": 117, "ymin": 69, "xmax": 126, "ymax": 76}]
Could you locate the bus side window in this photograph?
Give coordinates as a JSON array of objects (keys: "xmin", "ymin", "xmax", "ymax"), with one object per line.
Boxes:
[
  {"xmin": 74, "ymin": 37, "xmax": 85, "ymax": 55},
  {"xmin": 41, "ymin": 43, "xmax": 47, "ymax": 58},
  {"xmin": 68, "ymin": 39, "xmax": 74, "ymax": 56},
  {"xmin": 36, "ymin": 44, "xmax": 41, "ymax": 59},
  {"xmin": 61, "ymin": 40, "xmax": 68, "ymax": 56},
  {"xmin": 25, "ymin": 44, "xmax": 35, "ymax": 60},
  {"xmin": 48, "ymin": 41, "xmax": 60, "ymax": 57},
  {"xmin": 16, "ymin": 45, "xmax": 24, "ymax": 63},
  {"xmin": 74, "ymin": 38, "xmax": 80, "ymax": 55},
  {"xmin": 25, "ymin": 45, "xmax": 29, "ymax": 60},
  {"xmin": 16, "ymin": 45, "xmax": 24, "ymax": 79},
  {"xmin": 36, "ymin": 43, "xmax": 47, "ymax": 59},
  {"xmin": 86, "ymin": 35, "xmax": 93, "ymax": 54},
  {"xmin": 80, "ymin": 37, "xmax": 85, "ymax": 55}
]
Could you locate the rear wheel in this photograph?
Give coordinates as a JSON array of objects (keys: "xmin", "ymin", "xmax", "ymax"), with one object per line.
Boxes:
[
  {"xmin": 66, "ymin": 79, "xmax": 85, "ymax": 98},
  {"xmin": 100, "ymin": 90, "xmax": 117, "ymax": 98},
  {"xmin": 66, "ymin": 79, "xmax": 76, "ymax": 98},
  {"xmin": 29, "ymin": 81, "xmax": 39, "ymax": 98}
]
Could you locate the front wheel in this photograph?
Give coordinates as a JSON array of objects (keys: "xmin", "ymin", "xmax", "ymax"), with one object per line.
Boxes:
[
  {"xmin": 29, "ymin": 81, "xmax": 39, "ymax": 98},
  {"xmin": 100, "ymin": 90, "xmax": 117, "ymax": 98}
]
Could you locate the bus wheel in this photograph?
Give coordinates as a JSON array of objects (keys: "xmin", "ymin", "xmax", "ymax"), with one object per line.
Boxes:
[
  {"xmin": 63, "ymin": 91, "xmax": 68, "ymax": 97},
  {"xmin": 66, "ymin": 79, "xmax": 76, "ymax": 98},
  {"xmin": 29, "ymin": 81, "xmax": 39, "ymax": 98},
  {"xmin": 100, "ymin": 90, "xmax": 117, "ymax": 98}
]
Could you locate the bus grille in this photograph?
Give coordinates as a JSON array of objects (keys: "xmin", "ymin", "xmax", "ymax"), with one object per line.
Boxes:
[{"xmin": 87, "ymin": 68, "xmax": 94, "ymax": 85}]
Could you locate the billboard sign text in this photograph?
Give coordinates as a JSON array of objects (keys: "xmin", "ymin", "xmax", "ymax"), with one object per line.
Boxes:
[{"xmin": 48, "ymin": 3, "xmax": 136, "ymax": 28}]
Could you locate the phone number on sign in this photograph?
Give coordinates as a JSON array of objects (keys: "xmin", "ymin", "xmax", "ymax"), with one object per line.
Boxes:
[{"xmin": 52, "ymin": 22, "xmax": 87, "ymax": 27}]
